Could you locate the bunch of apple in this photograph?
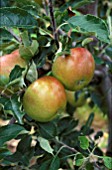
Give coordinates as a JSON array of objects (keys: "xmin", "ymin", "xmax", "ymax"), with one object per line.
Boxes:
[{"xmin": 0, "ymin": 47, "xmax": 95, "ymax": 122}]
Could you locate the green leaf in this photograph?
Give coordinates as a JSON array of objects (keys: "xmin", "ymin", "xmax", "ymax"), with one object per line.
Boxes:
[
  {"xmin": 19, "ymin": 40, "xmax": 39, "ymax": 61},
  {"xmin": 26, "ymin": 61, "xmax": 38, "ymax": 83},
  {"xmin": 22, "ymin": 5, "xmax": 40, "ymax": 18},
  {"xmin": 30, "ymin": 40, "xmax": 39, "ymax": 54},
  {"xmin": 81, "ymin": 113, "xmax": 94, "ymax": 135},
  {"xmin": 0, "ymin": 124, "xmax": 27, "ymax": 147},
  {"xmin": 0, "ymin": 0, "xmax": 11, "ymax": 7},
  {"xmin": 75, "ymin": 158, "xmax": 84, "ymax": 166},
  {"xmin": 5, "ymin": 135, "xmax": 34, "ymax": 166},
  {"xmin": 39, "ymin": 159, "xmax": 51, "ymax": 170},
  {"xmin": 78, "ymin": 136, "xmax": 89, "ymax": 150},
  {"xmin": 58, "ymin": 116, "xmax": 78, "ymax": 135},
  {"xmin": 0, "ymin": 28, "xmax": 13, "ymax": 40},
  {"xmin": 49, "ymin": 156, "xmax": 60, "ymax": 170},
  {"xmin": 17, "ymin": 135, "xmax": 32, "ymax": 153},
  {"xmin": 3, "ymin": 65, "xmax": 27, "ymax": 88},
  {"xmin": 38, "ymin": 122, "xmax": 57, "ymax": 140},
  {"xmin": 103, "ymin": 156, "xmax": 112, "ymax": 169},
  {"xmin": 67, "ymin": 14, "xmax": 110, "ymax": 44},
  {"xmin": 0, "ymin": 148, "xmax": 12, "ymax": 160},
  {"xmin": 60, "ymin": 0, "xmax": 93, "ymax": 11},
  {"xmin": 9, "ymin": 65, "xmax": 25, "ymax": 82},
  {"xmin": 82, "ymin": 37, "xmax": 94, "ymax": 46},
  {"xmin": 38, "ymin": 136, "xmax": 54, "ymax": 155},
  {"xmin": 38, "ymin": 156, "xmax": 60, "ymax": 170},
  {"xmin": 0, "ymin": 7, "xmax": 37, "ymax": 29},
  {"xmin": 0, "ymin": 95, "xmax": 25, "ymax": 124},
  {"xmin": 106, "ymin": 46, "xmax": 112, "ymax": 58},
  {"xmin": 74, "ymin": 152, "xmax": 84, "ymax": 166},
  {"xmin": 13, "ymin": 0, "xmax": 35, "ymax": 6},
  {"xmin": 20, "ymin": 31, "xmax": 31, "ymax": 47}
]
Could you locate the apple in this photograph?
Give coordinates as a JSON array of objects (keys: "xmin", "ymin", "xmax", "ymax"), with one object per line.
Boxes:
[
  {"xmin": 66, "ymin": 90, "xmax": 86, "ymax": 107},
  {"xmin": 23, "ymin": 76, "xmax": 67, "ymax": 122},
  {"xmin": 0, "ymin": 49, "xmax": 27, "ymax": 86},
  {"xmin": 52, "ymin": 47, "xmax": 95, "ymax": 91}
]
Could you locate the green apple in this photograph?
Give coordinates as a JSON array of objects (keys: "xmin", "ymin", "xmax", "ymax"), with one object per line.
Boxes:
[{"xmin": 23, "ymin": 76, "xmax": 67, "ymax": 122}]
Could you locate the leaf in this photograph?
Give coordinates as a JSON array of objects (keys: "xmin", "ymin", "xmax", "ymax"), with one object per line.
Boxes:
[
  {"xmin": 6, "ymin": 65, "xmax": 27, "ymax": 88},
  {"xmin": 19, "ymin": 40, "xmax": 39, "ymax": 61},
  {"xmin": 38, "ymin": 136, "xmax": 54, "ymax": 155},
  {"xmin": 60, "ymin": 0, "xmax": 93, "ymax": 11},
  {"xmin": 9, "ymin": 65, "xmax": 25, "ymax": 83},
  {"xmin": 26, "ymin": 61, "xmax": 38, "ymax": 83},
  {"xmin": 0, "ymin": 0, "xmax": 11, "ymax": 7},
  {"xmin": 78, "ymin": 136, "xmax": 89, "ymax": 150},
  {"xmin": 75, "ymin": 158, "xmax": 84, "ymax": 166},
  {"xmin": 82, "ymin": 37, "xmax": 94, "ymax": 46},
  {"xmin": 0, "ymin": 124, "xmax": 27, "ymax": 147},
  {"xmin": 49, "ymin": 156, "xmax": 60, "ymax": 170},
  {"xmin": 81, "ymin": 113, "xmax": 94, "ymax": 135},
  {"xmin": 74, "ymin": 152, "xmax": 84, "ymax": 166},
  {"xmin": 17, "ymin": 135, "xmax": 32, "ymax": 153},
  {"xmin": 5, "ymin": 135, "xmax": 34, "ymax": 166},
  {"xmin": 39, "ymin": 159, "xmax": 51, "ymax": 170},
  {"xmin": 30, "ymin": 40, "xmax": 39, "ymax": 54},
  {"xmin": 22, "ymin": 5, "xmax": 40, "ymax": 18},
  {"xmin": 0, "ymin": 95, "xmax": 25, "ymax": 124},
  {"xmin": 103, "ymin": 156, "xmax": 112, "ymax": 170},
  {"xmin": 0, "ymin": 7, "xmax": 37, "ymax": 29},
  {"xmin": 67, "ymin": 14, "xmax": 110, "ymax": 43},
  {"xmin": 0, "ymin": 28, "xmax": 13, "ymax": 40},
  {"xmin": 58, "ymin": 116, "xmax": 78, "ymax": 135},
  {"xmin": 20, "ymin": 31, "xmax": 31, "ymax": 47},
  {"xmin": 39, "ymin": 156, "xmax": 60, "ymax": 170},
  {"xmin": 38, "ymin": 122, "xmax": 57, "ymax": 140},
  {"xmin": 0, "ymin": 148, "xmax": 12, "ymax": 160}
]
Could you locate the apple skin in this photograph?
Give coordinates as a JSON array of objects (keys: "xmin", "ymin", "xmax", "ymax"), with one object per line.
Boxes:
[
  {"xmin": 23, "ymin": 76, "xmax": 67, "ymax": 122},
  {"xmin": 0, "ymin": 49, "xmax": 27, "ymax": 86},
  {"xmin": 66, "ymin": 90, "xmax": 86, "ymax": 107},
  {"xmin": 52, "ymin": 47, "xmax": 95, "ymax": 91}
]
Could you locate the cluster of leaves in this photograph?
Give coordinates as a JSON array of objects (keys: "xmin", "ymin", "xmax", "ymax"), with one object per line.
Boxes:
[
  {"xmin": 0, "ymin": 0, "xmax": 112, "ymax": 169},
  {"xmin": 0, "ymin": 113, "xmax": 112, "ymax": 169}
]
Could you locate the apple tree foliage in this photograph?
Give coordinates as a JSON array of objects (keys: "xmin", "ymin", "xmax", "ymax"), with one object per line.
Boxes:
[{"xmin": 0, "ymin": 0, "xmax": 112, "ymax": 169}]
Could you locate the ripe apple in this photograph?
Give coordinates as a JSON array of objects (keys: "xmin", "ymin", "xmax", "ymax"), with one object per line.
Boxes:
[
  {"xmin": 66, "ymin": 90, "xmax": 86, "ymax": 107},
  {"xmin": 52, "ymin": 47, "xmax": 95, "ymax": 91},
  {"xmin": 0, "ymin": 49, "xmax": 27, "ymax": 86},
  {"xmin": 23, "ymin": 76, "xmax": 67, "ymax": 122}
]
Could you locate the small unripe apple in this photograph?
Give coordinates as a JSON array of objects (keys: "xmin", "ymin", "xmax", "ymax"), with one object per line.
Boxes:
[
  {"xmin": 0, "ymin": 49, "xmax": 27, "ymax": 85},
  {"xmin": 66, "ymin": 90, "xmax": 86, "ymax": 107},
  {"xmin": 52, "ymin": 47, "xmax": 95, "ymax": 91},
  {"xmin": 23, "ymin": 76, "xmax": 67, "ymax": 122}
]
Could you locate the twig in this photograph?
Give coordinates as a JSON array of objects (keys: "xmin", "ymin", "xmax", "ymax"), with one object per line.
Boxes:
[
  {"xmin": 54, "ymin": 139, "xmax": 78, "ymax": 153},
  {"xmin": 9, "ymin": 117, "xmax": 16, "ymax": 124},
  {"xmin": 98, "ymin": 43, "xmax": 108, "ymax": 57},
  {"xmin": 42, "ymin": 0, "xmax": 48, "ymax": 15},
  {"xmin": 48, "ymin": 0, "xmax": 59, "ymax": 47}
]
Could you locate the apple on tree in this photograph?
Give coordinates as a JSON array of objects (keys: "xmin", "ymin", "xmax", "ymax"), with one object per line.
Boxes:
[
  {"xmin": 52, "ymin": 47, "xmax": 95, "ymax": 91},
  {"xmin": 23, "ymin": 76, "xmax": 67, "ymax": 122},
  {"xmin": 0, "ymin": 49, "xmax": 27, "ymax": 86},
  {"xmin": 66, "ymin": 89, "xmax": 87, "ymax": 108}
]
